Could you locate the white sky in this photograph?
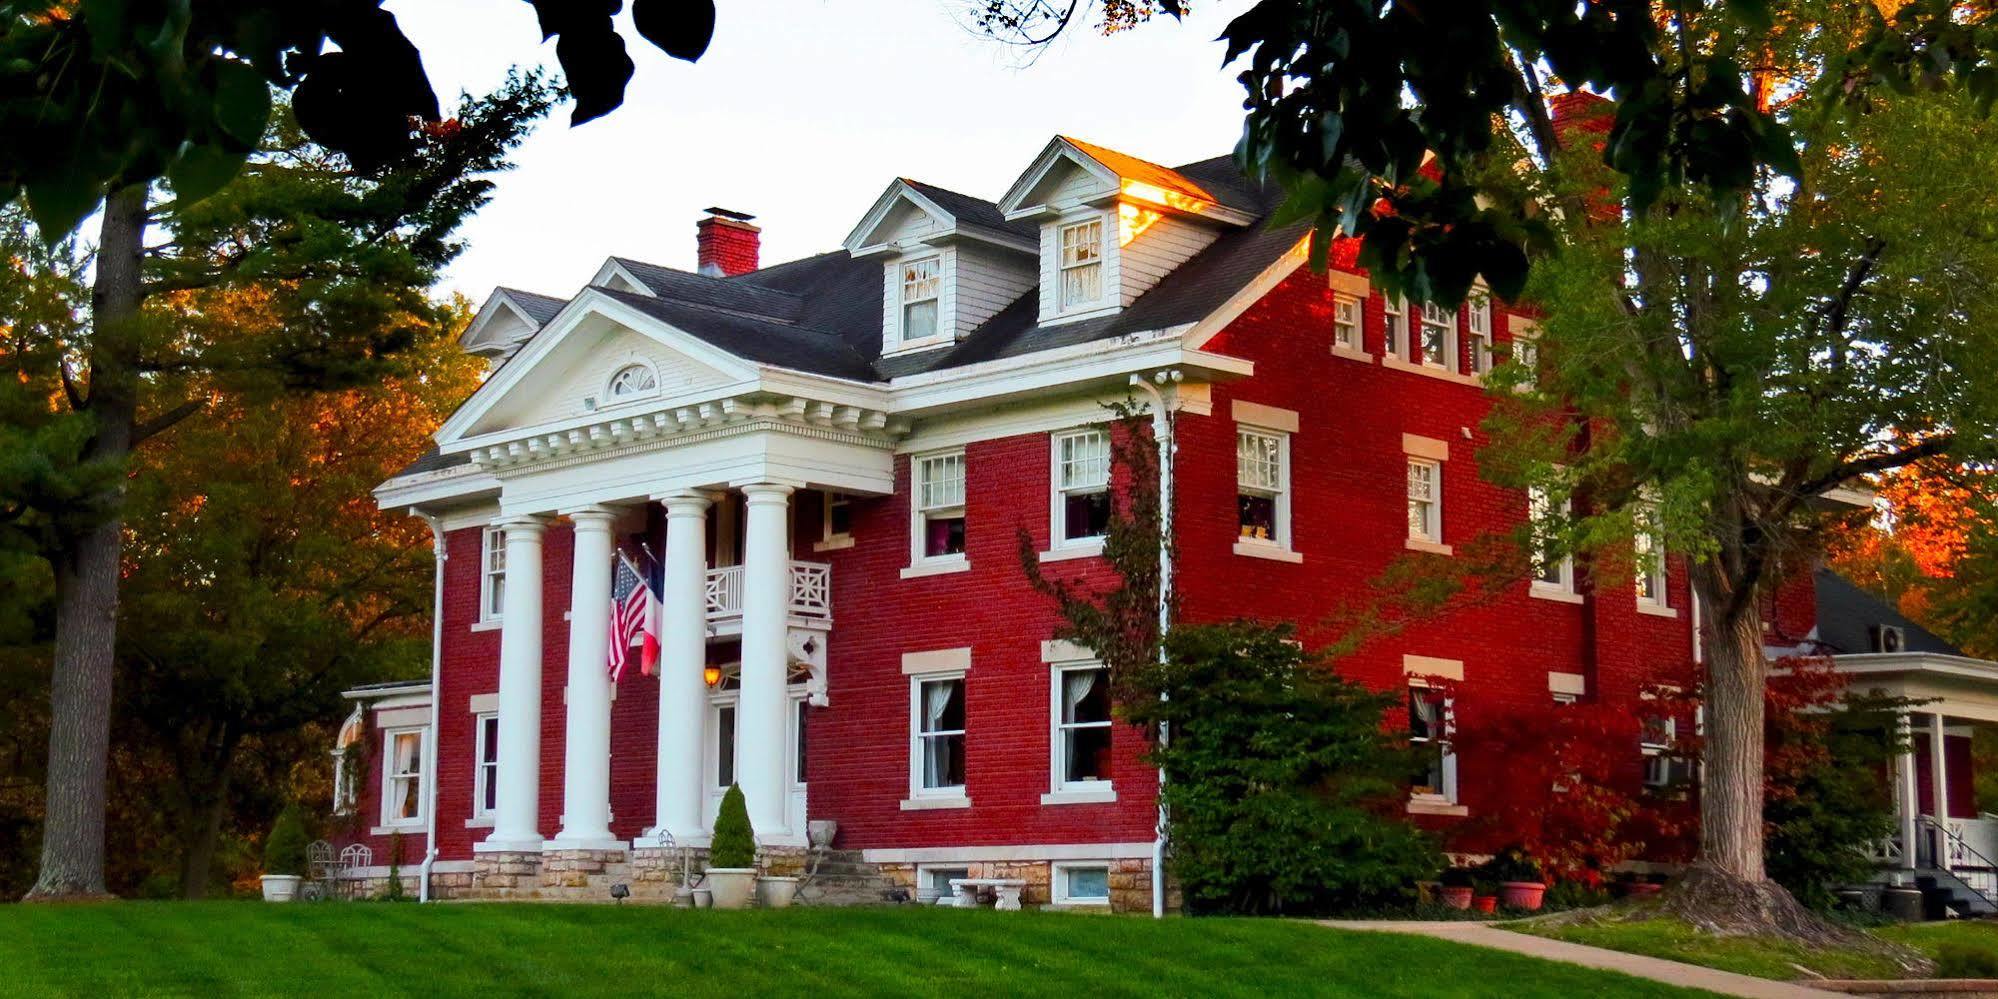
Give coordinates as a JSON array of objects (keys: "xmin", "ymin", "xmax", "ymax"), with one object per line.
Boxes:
[{"xmin": 382, "ymin": 0, "xmax": 1255, "ymax": 301}]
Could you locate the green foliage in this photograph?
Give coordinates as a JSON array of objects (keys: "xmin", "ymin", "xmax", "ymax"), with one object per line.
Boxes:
[
  {"xmin": 383, "ymin": 831, "xmax": 406, "ymax": 902},
  {"xmin": 0, "ymin": 2, "xmax": 715, "ymax": 236},
  {"xmin": 1764, "ymin": 692, "xmax": 1908, "ymax": 910},
  {"xmin": 262, "ymin": 805, "xmax": 309, "ymax": 876},
  {"xmin": 709, "ymin": 785, "xmax": 755, "ymax": 869},
  {"xmin": 1477, "ymin": 845, "xmax": 1543, "ymax": 886},
  {"xmin": 1935, "ymin": 941, "xmax": 1998, "ymax": 979},
  {"xmin": 1122, "ymin": 621, "xmax": 1440, "ymax": 915}
]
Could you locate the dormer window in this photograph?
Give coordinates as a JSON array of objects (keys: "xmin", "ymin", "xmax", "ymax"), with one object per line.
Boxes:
[
  {"xmin": 900, "ymin": 256, "xmax": 942, "ymax": 342},
  {"xmin": 1057, "ymin": 218, "xmax": 1104, "ymax": 311},
  {"xmin": 607, "ymin": 363, "xmax": 657, "ymax": 399}
]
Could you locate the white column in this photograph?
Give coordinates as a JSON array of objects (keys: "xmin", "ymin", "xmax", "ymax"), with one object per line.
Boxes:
[
  {"xmin": 553, "ymin": 506, "xmax": 620, "ymax": 849},
  {"xmin": 1932, "ymin": 712, "xmax": 1953, "ymax": 872},
  {"xmin": 651, "ymin": 492, "xmax": 712, "ymax": 843},
  {"xmin": 738, "ymin": 482, "xmax": 795, "ymax": 841},
  {"xmin": 1898, "ymin": 713, "xmax": 1919, "ymax": 870},
  {"xmin": 483, "ymin": 515, "xmax": 547, "ymax": 852}
]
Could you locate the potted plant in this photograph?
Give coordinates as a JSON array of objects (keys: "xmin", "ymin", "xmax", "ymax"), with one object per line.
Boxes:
[
  {"xmin": 1482, "ymin": 845, "xmax": 1547, "ymax": 911},
  {"xmin": 758, "ymin": 871, "xmax": 801, "ymax": 908},
  {"xmin": 1438, "ymin": 867, "xmax": 1476, "ymax": 910},
  {"xmin": 1471, "ymin": 877, "xmax": 1499, "ymax": 914},
  {"xmin": 260, "ymin": 805, "xmax": 310, "ymax": 902},
  {"xmin": 705, "ymin": 784, "xmax": 758, "ymax": 909}
]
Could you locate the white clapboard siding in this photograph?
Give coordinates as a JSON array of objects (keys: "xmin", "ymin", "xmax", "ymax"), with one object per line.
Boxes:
[
  {"xmin": 953, "ymin": 243, "xmax": 1036, "ymax": 339},
  {"xmin": 1116, "ymin": 212, "xmax": 1218, "ymax": 307},
  {"xmin": 465, "ymin": 306, "xmax": 533, "ymax": 352}
]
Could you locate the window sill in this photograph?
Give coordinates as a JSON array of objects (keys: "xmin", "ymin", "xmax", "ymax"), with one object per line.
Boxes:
[
  {"xmin": 1232, "ymin": 541, "xmax": 1302, "ymax": 563},
  {"xmin": 1331, "ymin": 345, "xmax": 1376, "ymax": 363},
  {"xmin": 1042, "ymin": 303, "xmax": 1120, "ymax": 327},
  {"xmin": 900, "ymin": 558, "xmax": 970, "ymax": 580},
  {"xmin": 470, "ymin": 619, "xmax": 503, "ymax": 633},
  {"xmin": 1406, "ymin": 799, "xmax": 1468, "ymax": 817},
  {"xmin": 1041, "ymin": 787, "xmax": 1117, "ymax": 806},
  {"xmin": 1405, "ymin": 538, "xmax": 1455, "ymax": 556},
  {"xmin": 372, "ymin": 823, "xmax": 425, "ymax": 836},
  {"xmin": 1049, "ymin": 899, "xmax": 1112, "ymax": 910},
  {"xmin": 881, "ymin": 336, "xmax": 956, "ymax": 358},
  {"xmin": 812, "ymin": 535, "xmax": 855, "ymax": 553},
  {"xmin": 1637, "ymin": 601, "xmax": 1680, "ymax": 619},
  {"xmin": 1039, "ymin": 541, "xmax": 1104, "ymax": 563},
  {"xmin": 1529, "ymin": 585, "xmax": 1584, "ymax": 605},
  {"xmin": 465, "ymin": 816, "xmax": 495, "ymax": 830},
  {"xmin": 1382, "ymin": 354, "xmax": 1482, "ymax": 387},
  {"xmin": 900, "ymin": 795, "xmax": 972, "ymax": 811}
]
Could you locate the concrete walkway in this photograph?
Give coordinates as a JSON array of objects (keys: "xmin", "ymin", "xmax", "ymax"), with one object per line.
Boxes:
[{"xmin": 1322, "ymin": 920, "xmax": 1840, "ymax": 998}]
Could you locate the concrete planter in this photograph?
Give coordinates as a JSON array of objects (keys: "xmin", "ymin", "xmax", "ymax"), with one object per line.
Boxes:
[
  {"xmin": 706, "ymin": 868, "xmax": 757, "ymax": 910},
  {"xmin": 758, "ymin": 876, "xmax": 801, "ymax": 908},
  {"xmin": 260, "ymin": 875, "xmax": 302, "ymax": 902}
]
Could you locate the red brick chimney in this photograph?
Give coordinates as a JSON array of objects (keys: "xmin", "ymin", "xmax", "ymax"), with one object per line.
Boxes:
[
  {"xmin": 697, "ymin": 207, "xmax": 760, "ymax": 277},
  {"xmin": 1547, "ymin": 89, "xmax": 1619, "ymax": 222}
]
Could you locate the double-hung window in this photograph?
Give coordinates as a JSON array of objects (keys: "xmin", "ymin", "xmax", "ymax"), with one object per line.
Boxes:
[
  {"xmin": 1333, "ymin": 294, "xmax": 1362, "ymax": 352},
  {"xmin": 1384, "ymin": 295, "xmax": 1410, "ymax": 360},
  {"xmin": 1058, "ymin": 218, "xmax": 1104, "ymax": 311},
  {"xmin": 1528, "ymin": 485, "xmax": 1573, "ymax": 593},
  {"xmin": 1053, "ymin": 430, "xmax": 1111, "ymax": 546},
  {"xmin": 473, "ymin": 712, "xmax": 499, "ymax": 820},
  {"xmin": 912, "ymin": 675, "xmax": 967, "ymax": 797},
  {"xmin": 820, "ymin": 491, "xmax": 853, "ymax": 549},
  {"xmin": 1053, "ymin": 665, "xmax": 1112, "ymax": 791},
  {"xmin": 1408, "ymin": 686, "xmax": 1457, "ymax": 804},
  {"xmin": 480, "ymin": 526, "xmax": 506, "ymax": 622},
  {"xmin": 1467, "ymin": 297, "xmax": 1494, "ymax": 375},
  {"xmin": 913, "ymin": 451, "xmax": 967, "ymax": 562},
  {"xmin": 381, "ymin": 727, "xmax": 425, "ymax": 828},
  {"xmin": 1634, "ymin": 499, "xmax": 1668, "ymax": 608},
  {"xmin": 1406, "ymin": 459, "xmax": 1442, "ymax": 545},
  {"xmin": 1236, "ymin": 428, "xmax": 1289, "ymax": 548},
  {"xmin": 1419, "ymin": 302, "xmax": 1457, "ymax": 370},
  {"xmin": 1641, "ymin": 715, "xmax": 1690, "ymax": 788},
  {"xmin": 900, "ymin": 255, "xmax": 942, "ymax": 343}
]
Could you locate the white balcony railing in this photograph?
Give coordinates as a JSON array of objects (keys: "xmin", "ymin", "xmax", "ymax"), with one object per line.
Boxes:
[{"xmin": 703, "ymin": 561, "xmax": 832, "ymax": 627}]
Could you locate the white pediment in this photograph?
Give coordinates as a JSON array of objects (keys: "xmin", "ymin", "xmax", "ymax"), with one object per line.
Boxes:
[
  {"xmin": 843, "ymin": 180, "xmax": 952, "ymax": 258},
  {"xmin": 437, "ymin": 291, "xmax": 758, "ymax": 447},
  {"xmin": 460, "ymin": 289, "xmax": 543, "ymax": 357},
  {"xmin": 998, "ymin": 138, "xmax": 1120, "ymax": 221}
]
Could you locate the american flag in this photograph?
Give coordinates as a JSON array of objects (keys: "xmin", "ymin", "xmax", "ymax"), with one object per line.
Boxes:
[{"xmin": 608, "ymin": 552, "xmax": 649, "ymax": 682}]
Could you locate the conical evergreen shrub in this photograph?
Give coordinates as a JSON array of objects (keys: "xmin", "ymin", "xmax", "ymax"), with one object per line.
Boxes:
[
  {"xmin": 709, "ymin": 783, "xmax": 756, "ymax": 869},
  {"xmin": 264, "ymin": 805, "xmax": 311, "ymax": 876}
]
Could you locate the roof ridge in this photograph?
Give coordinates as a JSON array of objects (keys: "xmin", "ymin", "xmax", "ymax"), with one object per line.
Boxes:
[
  {"xmin": 596, "ymin": 284, "xmax": 844, "ymax": 336},
  {"xmin": 611, "ymin": 255, "xmax": 806, "ymax": 299}
]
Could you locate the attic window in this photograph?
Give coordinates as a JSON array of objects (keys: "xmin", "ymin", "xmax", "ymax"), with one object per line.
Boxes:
[
  {"xmin": 607, "ymin": 364, "xmax": 658, "ymax": 398},
  {"xmin": 1058, "ymin": 219, "xmax": 1104, "ymax": 311},
  {"xmin": 901, "ymin": 256, "xmax": 942, "ymax": 342}
]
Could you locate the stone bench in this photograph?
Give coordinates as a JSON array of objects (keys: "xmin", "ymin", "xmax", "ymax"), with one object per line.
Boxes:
[{"xmin": 949, "ymin": 878, "xmax": 1027, "ymax": 911}]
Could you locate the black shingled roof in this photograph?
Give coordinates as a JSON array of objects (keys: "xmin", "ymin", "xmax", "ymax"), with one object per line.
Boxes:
[
  {"xmin": 390, "ymin": 149, "xmax": 1302, "ymax": 481},
  {"xmin": 498, "ymin": 287, "xmax": 567, "ymax": 326},
  {"xmin": 1812, "ymin": 568, "xmax": 1967, "ymax": 657}
]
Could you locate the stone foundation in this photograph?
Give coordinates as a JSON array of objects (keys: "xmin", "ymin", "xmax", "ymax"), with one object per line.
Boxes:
[
  {"xmin": 472, "ymin": 850, "xmax": 542, "ymax": 898},
  {"xmin": 539, "ymin": 848, "xmax": 628, "ymax": 890},
  {"xmin": 874, "ymin": 857, "xmax": 1173, "ymax": 913}
]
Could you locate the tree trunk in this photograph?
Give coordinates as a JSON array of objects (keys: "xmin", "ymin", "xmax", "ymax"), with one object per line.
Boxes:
[
  {"xmin": 25, "ymin": 185, "xmax": 147, "ymax": 901},
  {"xmin": 176, "ymin": 771, "xmax": 232, "ymax": 900},
  {"xmin": 1698, "ymin": 593, "xmax": 1767, "ymax": 882}
]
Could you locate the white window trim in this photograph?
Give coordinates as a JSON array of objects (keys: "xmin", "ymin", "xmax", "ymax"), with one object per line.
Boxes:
[
  {"xmin": 1418, "ymin": 301, "xmax": 1459, "ymax": 372},
  {"xmin": 603, "ymin": 361, "xmax": 661, "ymax": 403},
  {"xmin": 1634, "ymin": 500, "xmax": 1675, "ymax": 616},
  {"xmin": 1050, "ymin": 861, "xmax": 1113, "ymax": 906},
  {"xmin": 1528, "ymin": 485, "xmax": 1577, "ymax": 599},
  {"xmin": 814, "ymin": 492, "xmax": 854, "ymax": 552},
  {"xmin": 1383, "ymin": 294, "xmax": 1410, "ymax": 360},
  {"xmin": 1331, "ymin": 292, "xmax": 1368, "ymax": 359},
  {"xmin": 904, "ymin": 668, "xmax": 970, "ymax": 808},
  {"xmin": 477, "ymin": 525, "xmax": 506, "ymax": 626},
  {"xmin": 1405, "ymin": 457, "xmax": 1447, "ymax": 553},
  {"xmin": 1406, "ymin": 680, "xmax": 1462, "ymax": 814},
  {"xmin": 376, "ymin": 725, "xmax": 427, "ymax": 832},
  {"xmin": 891, "ymin": 253, "xmax": 947, "ymax": 352},
  {"xmin": 1641, "ymin": 714, "xmax": 1687, "ymax": 788},
  {"xmin": 1044, "ymin": 661, "xmax": 1116, "ymax": 805},
  {"xmin": 1055, "ymin": 215, "xmax": 1110, "ymax": 316},
  {"xmin": 906, "ymin": 449, "xmax": 969, "ymax": 574},
  {"xmin": 915, "ymin": 864, "xmax": 972, "ymax": 904},
  {"xmin": 470, "ymin": 711, "xmax": 499, "ymax": 825},
  {"xmin": 1047, "ymin": 428, "xmax": 1111, "ymax": 556},
  {"xmin": 1234, "ymin": 424, "xmax": 1296, "ymax": 559},
  {"xmin": 1467, "ymin": 295, "xmax": 1494, "ymax": 376}
]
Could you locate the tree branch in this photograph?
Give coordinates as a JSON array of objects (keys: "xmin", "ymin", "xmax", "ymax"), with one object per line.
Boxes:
[
  {"xmin": 1793, "ymin": 435, "xmax": 1958, "ymax": 502},
  {"xmin": 131, "ymin": 398, "xmax": 208, "ymax": 446},
  {"xmin": 1819, "ymin": 237, "xmax": 1886, "ymax": 369}
]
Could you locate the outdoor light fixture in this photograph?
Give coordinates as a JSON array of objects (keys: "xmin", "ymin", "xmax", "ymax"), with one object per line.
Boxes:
[{"xmin": 704, "ymin": 665, "xmax": 722, "ymax": 687}]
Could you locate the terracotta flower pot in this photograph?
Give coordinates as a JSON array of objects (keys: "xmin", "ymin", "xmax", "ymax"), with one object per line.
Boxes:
[
  {"xmin": 1500, "ymin": 881, "xmax": 1547, "ymax": 911},
  {"xmin": 1473, "ymin": 895, "xmax": 1498, "ymax": 914},
  {"xmin": 1440, "ymin": 886, "xmax": 1475, "ymax": 910},
  {"xmin": 1626, "ymin": 882, "xmax": 1663, "ymax": 899}
]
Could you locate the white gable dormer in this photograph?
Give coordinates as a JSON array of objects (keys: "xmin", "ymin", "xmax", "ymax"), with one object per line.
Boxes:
[
  {"xmin": 844, "ymin": 180, "xmax": 1035, "ymax": 356},
  {"xmin": 998, "ymin": 136, "xmax": 1257, "ymax": 327},
  {"xmin": 460, "ymin": 288, "xmax": 564, "ymax": 370}
]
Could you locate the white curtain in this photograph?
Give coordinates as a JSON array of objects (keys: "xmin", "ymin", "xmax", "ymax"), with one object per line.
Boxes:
[{"xmin": 1063, "ymin": 670, "xmax": 1098, "ymax": 721}]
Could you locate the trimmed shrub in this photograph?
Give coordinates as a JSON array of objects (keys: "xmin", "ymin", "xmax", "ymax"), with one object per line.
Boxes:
[
  {"xmin": 263, "ymin": 805, "xmax": 310, "ymax": 876},
  {"xmin": 710, "ymin": 784, "xmax": 755, "ymax": 869}
]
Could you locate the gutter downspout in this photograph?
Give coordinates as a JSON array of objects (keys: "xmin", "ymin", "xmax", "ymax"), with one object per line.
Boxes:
[
  {"xmin": 413, "ymin": 508, "xmax": 447, "ymax": 903},
  {"xmin": 1129, "ymin": 369, "xmax": 1181, "ymax": 919}
]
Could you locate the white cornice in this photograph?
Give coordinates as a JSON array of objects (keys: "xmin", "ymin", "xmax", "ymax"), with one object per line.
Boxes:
[
  {"xmin": 464, "ymin": 393, "xmax": 900, "ymax": 475},
  {"xmin": 1834, "ymin": 652, "xmax": 1998, "ymax": 681},
  {"xmin": 887, "ymin": 332, "xmax": 1253, "ymax": 415}
]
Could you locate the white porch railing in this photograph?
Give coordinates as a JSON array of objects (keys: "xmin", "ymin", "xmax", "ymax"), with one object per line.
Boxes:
[{"xmin": 703, "ymin": 561, "xmax": 832, "ymax": 627}]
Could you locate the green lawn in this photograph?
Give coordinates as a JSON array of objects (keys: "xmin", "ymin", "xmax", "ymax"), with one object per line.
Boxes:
[
  {"xmin": 1508, "ymin": 916, "xmax": 1998, "ymax": 982},
  {"xmin": 0, "ymin": 902, "xmax": 1717, "ymax": 998}
]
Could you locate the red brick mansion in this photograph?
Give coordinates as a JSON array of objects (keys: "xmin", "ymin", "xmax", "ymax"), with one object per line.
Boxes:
[{"xmin": 335, "ymin": 127, "xmax": 1998, "ymax": 912}]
